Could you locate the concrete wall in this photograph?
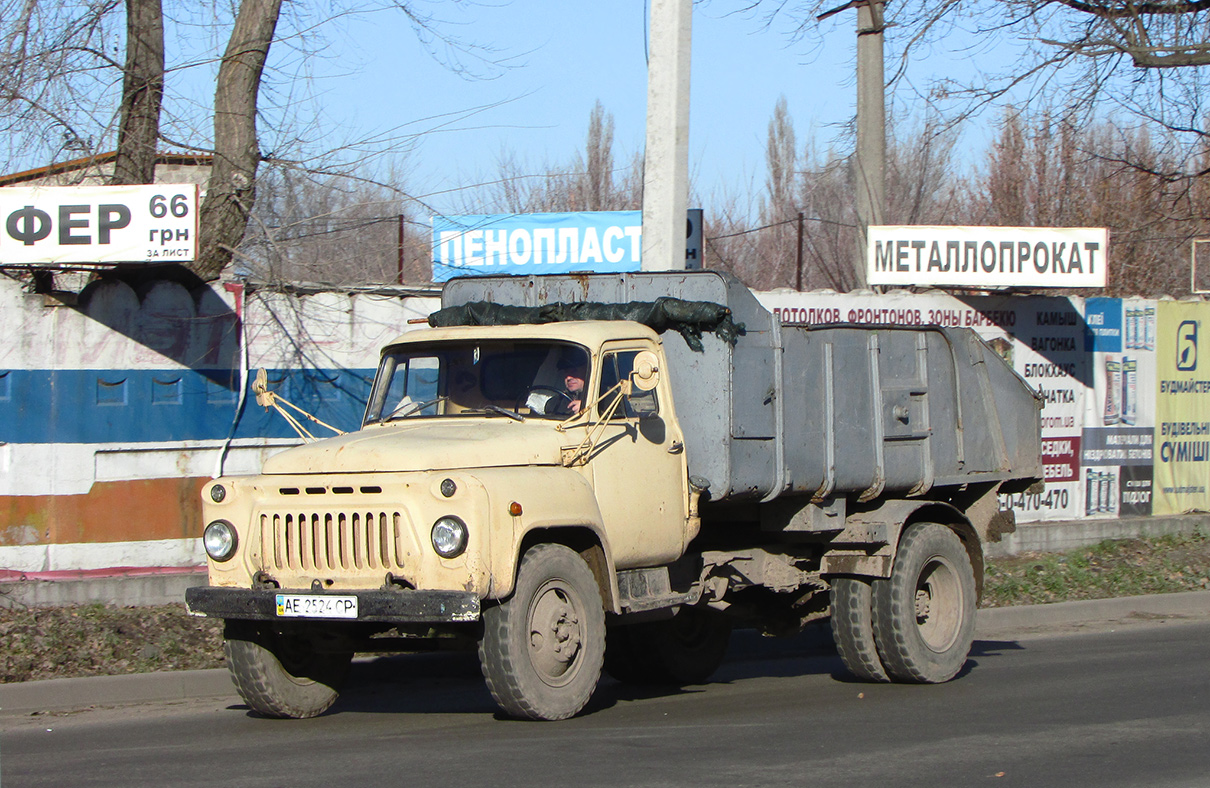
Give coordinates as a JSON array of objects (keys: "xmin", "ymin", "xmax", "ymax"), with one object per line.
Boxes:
[
  {"xmin": 0, "ymin": 274, "xmax": 435, "ymax": 573},
  {"xmin": 3, "ymin": 274, "xmax": 1209, "ymax": 578}
]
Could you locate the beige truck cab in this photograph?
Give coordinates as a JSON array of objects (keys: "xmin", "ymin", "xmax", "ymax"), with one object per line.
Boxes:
[{"xmin": 189, "ymin": 320, "xmax": 696, "ymax": 721}]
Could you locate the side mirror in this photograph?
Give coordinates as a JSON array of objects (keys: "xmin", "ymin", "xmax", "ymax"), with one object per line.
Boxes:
[
  {"xmin": 253, "ymin": 368, "xmax": 272, "ymax": 407},
  {"xmin": 630, "ymin": 350, "xmax": 661, "ymax": 391}
]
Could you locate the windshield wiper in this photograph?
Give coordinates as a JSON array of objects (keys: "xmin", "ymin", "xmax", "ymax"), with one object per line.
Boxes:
[{"xmin": 484, "ymin": 404, "xmax": 525, "ymax": 422}]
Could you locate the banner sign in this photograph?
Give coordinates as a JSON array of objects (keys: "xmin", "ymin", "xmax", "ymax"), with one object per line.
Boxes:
[
  {"xmin": 867, "ymin": 226, "xmax": 1108, "ymax": 289},
  {"xmin": 0, "ymin": 185, "xmax": 198, "ymax": 265},
  {"xmin": 1153, "ymin": 301, "xmax": 1210, "ymax": 514},
  {"xmin": 1081, "ymin": 297, "xmax": 1158, "ymax": 517},
  {"xmin": 433, "ymin": 212, "xmax": 644, "ymax": 282}
]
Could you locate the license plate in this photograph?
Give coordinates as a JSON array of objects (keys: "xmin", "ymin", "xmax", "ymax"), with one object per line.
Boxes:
[{"xmin": 275, "ymin": 594, "xmax": 358, "ymax": 619}]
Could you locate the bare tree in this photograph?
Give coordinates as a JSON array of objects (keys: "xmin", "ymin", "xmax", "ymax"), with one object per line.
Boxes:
[
  {"xmin": 111, "ymin": 0, "xmax": 164, "ymax": 185},
  {"xmin": 193, "ymin": 0, "xmax": 284, "ymax": 281},
  {"xmin": 885, "ymin": 113, "xmax": 962, "ymax": 226},
  {"xmin": 981, "ymin": 109, "xmax": 1030, "ymax": 227},
  {"xmin": 473, "ymin": 102, "xmax": 642, "ymax": 215},
  {"xmin": 797, "ymin": 146, "xmax": 859, "ymax": 291},
  {"xmin": 698, "ymin": 100, "xmax": 964, "ymax": 293},
  {"xmin": 753, "ymin": 96, "xmax": 799, "ymax": 288},
  {"xmin": 961, "ymin": 107, "xmax": 1210, "ymax": 295},
  {"xmin": 798, "ymin": 112, "xmax": 964, "ymax": 292},
  {"xmin": 0, "ymin": 0, "xmax": 121, "ymax": 166},
  {"xmin": 245, "ymin": 164, "xmax": 432, "ymax": 286},
  {"xmin": 701, "ymin": 187, "xmax": 764, "ymax": 284},
  {"xmin": 747, "ymin": 1, "xmax": 1210, "ymax": 169},
  {"xmin": 579, "ymin": 100, "xmax": 617, "ymax": 211},
  {"xmin": 1028, "ymin": 0, "xmax": 1210, "ymax": 69}
]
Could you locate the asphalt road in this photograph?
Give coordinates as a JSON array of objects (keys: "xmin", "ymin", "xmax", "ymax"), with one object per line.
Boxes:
[{"xmin": 2, "ymin": 615, "xmax": 1208, "ymax": 788}]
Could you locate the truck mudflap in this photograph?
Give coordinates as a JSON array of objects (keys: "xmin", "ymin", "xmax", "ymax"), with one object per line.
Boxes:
[{"xmin": 185, "ymin": 586, "xmax": 480, "ymax": 624}]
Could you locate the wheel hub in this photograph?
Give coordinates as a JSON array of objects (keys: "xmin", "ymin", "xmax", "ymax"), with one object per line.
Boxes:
[
  {"xmin": 915, "ymin": 556, "xmax": 962, "ymax": 653},
  {"xmin": 914, "ymin": 588, "xmax": 931, "ymax": 621},
  {"xmin": 528, "ymin": 583, "xmax": 583, "ymax": 685}
]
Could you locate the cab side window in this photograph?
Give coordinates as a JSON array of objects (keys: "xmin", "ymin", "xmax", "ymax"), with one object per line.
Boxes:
[{"xmin": 598, "ymin": 351, "xmax": 659, "ymax": 419}]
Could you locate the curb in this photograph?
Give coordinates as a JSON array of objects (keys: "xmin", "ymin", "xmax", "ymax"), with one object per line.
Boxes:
[
  {"xmin": 3, "ymin": 590, "xmax": 1209, "ymax": 716},
  {"xmin": 985, "ymin": 513, "xmax": 1210, "ymax": 558},
  {"xmin": 975, "ymin": 588, "xmax": 1210, "ymax": 637},
  {"xmin": 0, "ymin": 667, "xmax": 235, "ymax": 716},
  {"xmin": 0, "ymin": 570, "xmax": 208, "ymax": 609}
]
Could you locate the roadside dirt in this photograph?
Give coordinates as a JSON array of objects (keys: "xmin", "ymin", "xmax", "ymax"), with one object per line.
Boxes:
[{"xmin": 0, "ymin": 603, "xmax": 224, "ymax": 683}]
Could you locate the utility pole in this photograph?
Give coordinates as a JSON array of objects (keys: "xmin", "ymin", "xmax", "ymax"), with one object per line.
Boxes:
[
  {"xmin": 397, "ymin": 214, "xmax": 405, "ymax": 285},
  {"xmin": 796, "ymin": 212, "xmax": 805, "ymax": 291},
  {"xmin": 853, "ymin": 0, "xmax": 885, "ymax": 290},
  {"xmin": 641, "ymin": 0, "xmax": 692, "ymax": 272},
  {"xmin": 821, "ymin": 0, "xmax": 886, "ymax": 289}
]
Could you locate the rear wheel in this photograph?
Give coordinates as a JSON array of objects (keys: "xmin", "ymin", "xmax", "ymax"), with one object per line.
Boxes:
[
  {"xmin": 479, "ymin": 543, "xmax": 605, "ymax": 720},
  {"xmin": 605, "ymin": 606, "xmax": 732, "ymax": 685},
  {"xmin": 872, "ymin": 523, "xmax": 976, "ymax": 683},
  {"xmin": 223, "ymin": 620, "xmax": 353, "ymax": 719},
  {"xmin": 830, "ymin": 576, "xmax": 890, "ymax": 682}
]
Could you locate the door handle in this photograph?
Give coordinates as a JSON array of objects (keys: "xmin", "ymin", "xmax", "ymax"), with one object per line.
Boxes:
[{"xmin": 668, "ymin": 441, "xmax": 684, "ymax": 454}]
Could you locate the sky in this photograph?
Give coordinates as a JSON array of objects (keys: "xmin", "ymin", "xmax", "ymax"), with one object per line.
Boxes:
[{"xmin": 277, "ymin": 2, "xmax": 884, "ymax": 215}]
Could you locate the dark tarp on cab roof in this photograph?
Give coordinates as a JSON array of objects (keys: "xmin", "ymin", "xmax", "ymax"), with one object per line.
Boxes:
[{"xmin": 426, "ymin": 297, "xmax": 745, "ymax": 352}]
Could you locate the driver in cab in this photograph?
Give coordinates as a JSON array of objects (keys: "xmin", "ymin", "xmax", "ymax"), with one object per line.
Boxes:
[{"xmin": 547, "ymin": 352, "xmax": 588, "ymax": 416}]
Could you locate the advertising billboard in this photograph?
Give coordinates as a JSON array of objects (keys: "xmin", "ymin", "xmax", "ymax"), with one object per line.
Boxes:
[
  {"xmin": 1081, "ymin": 298, "xmax": 1157, "ymax": 518},
  {"xmin": 432, "ymin": 209, "xmax": 704, "ymax": 282},
  {"xmin": 867, "ymin": 226, "xmax": 1108, "ymax": 289},
  {"xmin": 1153, "ymin": 301, "xmax": 1210, "ymax": 514},
  {"xmin": 0, "ymin": 185, "xmax": 198, "ymax": 265},
  {"xmin": 433, "ymin": 212, "xmax": 642, "ymax": 282}
]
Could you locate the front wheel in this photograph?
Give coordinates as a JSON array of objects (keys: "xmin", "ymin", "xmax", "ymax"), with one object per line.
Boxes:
[
  {"xmin": 223, "ymin": 620, "xmax": 353, "ymax": 718},
  {"xmin": 872, "ymin": 523, "xmax": 977, "ymax": 683},
  {"xmin": 479, "ymin": 543, "xmax": 606, "ymax": 720}
]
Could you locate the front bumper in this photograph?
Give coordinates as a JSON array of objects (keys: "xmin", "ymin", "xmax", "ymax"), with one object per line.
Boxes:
[{"xmin": 185, "ymin": 586, "xmax": 480, "ymax": 624}]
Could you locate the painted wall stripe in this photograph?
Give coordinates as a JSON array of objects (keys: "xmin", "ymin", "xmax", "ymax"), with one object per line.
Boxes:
[
  {"xmin": 0, "ymin": 367, "xmax": 375, "ymax": 444},
  {"xmin": 0, "ymin": 439, "xmax": 298, "ymax": 497},
  {"xmin": 0, "ymin": 477, "xmax": 210, "ymax": 547},
  {"xmin": 0, "ymin": 537, "xmax": 203, "ymax": 573}
]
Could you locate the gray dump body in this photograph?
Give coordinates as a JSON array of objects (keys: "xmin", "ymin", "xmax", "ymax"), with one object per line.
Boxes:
[{"xmin": 443, "ymin": 271, "xmax": 1043, "ymax": 504}]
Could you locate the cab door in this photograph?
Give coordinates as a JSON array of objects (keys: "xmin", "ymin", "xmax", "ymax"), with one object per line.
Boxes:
[{"xmin": 581, "ymin": 342, "xmax": 689, "ymax": 568}]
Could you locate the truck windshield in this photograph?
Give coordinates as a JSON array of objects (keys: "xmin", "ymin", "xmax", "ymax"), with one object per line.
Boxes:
[{"xmin": 364, "ymin": 340, "xmax": 591, "ymax": 424}]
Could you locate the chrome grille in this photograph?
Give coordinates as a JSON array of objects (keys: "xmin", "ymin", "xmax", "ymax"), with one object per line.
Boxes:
[{"xmin": 260, "ymin": 510, "xmax": 404, "ymax": 572}]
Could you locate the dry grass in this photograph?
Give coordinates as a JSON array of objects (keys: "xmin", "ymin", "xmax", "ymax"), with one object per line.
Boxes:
[{"xmin": 981, "ymin": 529, "xmax": 1210, "ymax": 608}]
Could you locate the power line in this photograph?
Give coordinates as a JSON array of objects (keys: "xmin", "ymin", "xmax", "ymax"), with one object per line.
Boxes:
[{"xmin": 708, "ymin": 214, "xmax": 857, "ymax": 240}]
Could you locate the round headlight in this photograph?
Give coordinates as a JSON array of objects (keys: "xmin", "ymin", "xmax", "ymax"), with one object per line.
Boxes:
[
  {"xmin": 209, "ymin": 484, "xmax": 226, "ymax": 503},
  {"xmin": 431, "ymin": 516, "xmax": 468, "ymax": 558},
  {"xmin": 203, "ymin": 520, "xmax": 238, "ymax": 562}
]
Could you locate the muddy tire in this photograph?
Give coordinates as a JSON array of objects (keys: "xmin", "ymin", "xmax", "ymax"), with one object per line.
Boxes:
[
  {"xmin": 479, "ymin": 543, "xmax": 605, "ymax": 720},
  {"xmin": 830, "ymin": 576, "xmax": 890, "ymax": 682},
  {"xmin": 223, "ymin": 620, "xmax": 352, "ymax": 719},
  {"xmin": 872, "ymin": 523, "xmax": 976, "ymax": 683},
  {"xmin": 605, "ymin": 607, "xmax": 732, "ymax": 685}
]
